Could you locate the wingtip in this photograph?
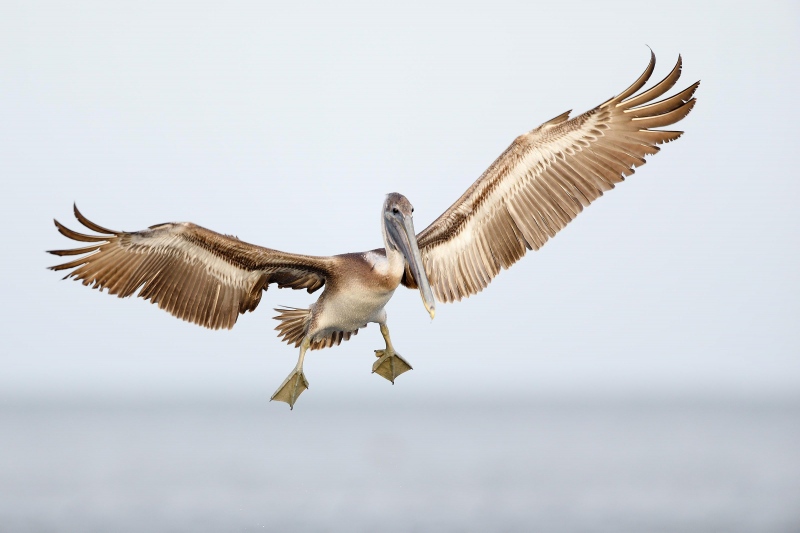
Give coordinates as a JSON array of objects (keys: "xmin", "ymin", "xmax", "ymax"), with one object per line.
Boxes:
[
  {"xmin": 71, "ymin": 203, "xmax": 118, "ymax": 234},
  {"xmin": 615, "ymin": 49, "xmax": 658, "ymax": 102},
  {"xmin": 53, "ymin": 218, "xmax": 109, "ymax": 242},
  {"xmin": 72, "ymin": 202, "xmax": 85, "ymax": 223}
]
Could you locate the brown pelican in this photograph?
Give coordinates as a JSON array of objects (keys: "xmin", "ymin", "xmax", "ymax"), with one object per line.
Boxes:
[{"xmin": 49, "ymin": 52, "xmax": 698, "ymax": 408}]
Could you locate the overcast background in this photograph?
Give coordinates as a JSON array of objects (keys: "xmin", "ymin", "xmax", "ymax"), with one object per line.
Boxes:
[{"xmin": 1, "ymin": 1, "xmax": 798, "ymax": 531}]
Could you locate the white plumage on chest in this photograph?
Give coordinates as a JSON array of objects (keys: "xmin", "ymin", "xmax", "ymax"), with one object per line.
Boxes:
[{"xmin": 364, "ymin": 250, "xmax": 394, "ymax": 277}]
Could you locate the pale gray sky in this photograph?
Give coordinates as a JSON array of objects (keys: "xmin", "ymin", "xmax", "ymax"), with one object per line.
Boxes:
[{"xmin": 1, "ymin": 0, "xmax": 798, "ymax": 402}]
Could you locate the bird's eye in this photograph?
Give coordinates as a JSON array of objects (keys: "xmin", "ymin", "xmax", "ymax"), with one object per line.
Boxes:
[
  {"xmin": 392, "ymin": 207, "xmax": 399, "ymax": 214},
  {"xmin": 411, "ymin": 208, "xmax": 414, "ymax": 213}
]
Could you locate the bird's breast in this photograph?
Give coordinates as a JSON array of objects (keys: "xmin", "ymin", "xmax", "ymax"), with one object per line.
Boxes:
[{"xmin": 310, "ymin": 252, "xmax": 402, "ymax": 334}]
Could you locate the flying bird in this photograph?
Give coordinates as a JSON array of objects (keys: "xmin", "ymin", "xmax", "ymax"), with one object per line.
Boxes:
[{"xmin": 49, "ymin": 52, "xmax": 698, "ymax": 409}]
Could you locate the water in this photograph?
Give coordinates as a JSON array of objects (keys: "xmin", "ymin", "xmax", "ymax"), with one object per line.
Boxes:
[{"xmin": 1, "ymin": 396, "xmax": 798, "ymax": 532}]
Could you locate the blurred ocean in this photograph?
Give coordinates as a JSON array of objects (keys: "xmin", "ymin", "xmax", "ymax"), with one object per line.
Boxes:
[{"xmin": 1, "ymin": 395, "xmax": 798, "ymax": 533}]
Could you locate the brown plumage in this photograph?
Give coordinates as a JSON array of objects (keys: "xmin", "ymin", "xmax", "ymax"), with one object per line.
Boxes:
[
  {"xmin": 401, "ymin": 52, "xmax": 698, "ymax": 302},
  {"xmin": 50, "ymin": 205, "xmax": 331, "ymax": 330}
]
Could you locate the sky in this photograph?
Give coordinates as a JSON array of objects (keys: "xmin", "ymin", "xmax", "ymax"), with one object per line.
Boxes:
[{"xmin": 1, "ymin": 0, "xmax": 798, "ymax": 403}]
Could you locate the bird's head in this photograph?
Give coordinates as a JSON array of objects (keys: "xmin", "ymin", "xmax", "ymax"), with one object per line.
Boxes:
[{"xmin": 383, "ymin": 193, "xmax": 436, "ymax": 319}]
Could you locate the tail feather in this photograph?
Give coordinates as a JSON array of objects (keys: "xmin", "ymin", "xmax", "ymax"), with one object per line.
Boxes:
[{"xmin": 274, "ymin": 307, "xmax": 311, "ymax": 348}]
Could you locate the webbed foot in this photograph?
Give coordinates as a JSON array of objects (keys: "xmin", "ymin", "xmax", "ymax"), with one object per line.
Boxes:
[
  {"xmin": 372, "ymin": 349, "xmax": 413, "ymax": 384},
  {"xmin": 270, "ymin": 369, "xmax": 309, "ymax": 409}
]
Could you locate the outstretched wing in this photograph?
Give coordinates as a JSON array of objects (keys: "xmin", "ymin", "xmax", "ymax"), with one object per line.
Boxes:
[
  {"xmin": 405, "ymin": 52, "xmax": 698, "ymax": 302},
  {"xmin": 49, "ymin": 205, "xmax": 331, "ymax": 329}
]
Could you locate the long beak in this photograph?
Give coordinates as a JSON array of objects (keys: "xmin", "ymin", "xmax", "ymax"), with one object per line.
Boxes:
[{"xmin": 397, "ymin": 215, "xmax": 436, "ymax": 319}]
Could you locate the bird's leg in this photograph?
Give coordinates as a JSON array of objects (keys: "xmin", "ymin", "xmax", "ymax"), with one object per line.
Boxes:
[
  {"xmin": 372, "ymin": 323, "xmax": 413, "ymax": 384},
  {"xmin": 271, "ymin": 336, "xmax": 311, "ymax": 409}
]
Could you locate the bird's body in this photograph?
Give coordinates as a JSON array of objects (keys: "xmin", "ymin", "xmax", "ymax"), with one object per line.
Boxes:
[
  {"xmin": 299, "ymin": 249, "xmax": 404, "ymax": 346},
  {"xmin": 50, "ymin": 52, "xmax": 698, "ymax": 408}
]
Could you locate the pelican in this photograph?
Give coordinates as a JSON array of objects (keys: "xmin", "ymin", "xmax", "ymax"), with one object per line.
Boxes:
[{"xmin": 49, "ymin": 52, "xmax": 698, "ymax": 408}]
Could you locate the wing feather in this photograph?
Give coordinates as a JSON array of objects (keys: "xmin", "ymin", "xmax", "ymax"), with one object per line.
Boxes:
[
  {"xmin": 410, "ymin": 52, "xmax": 698, "ymax": 302},
  {"xmin": 49, "ymin": 205, "xmax": 332, "ymax": 329}
]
